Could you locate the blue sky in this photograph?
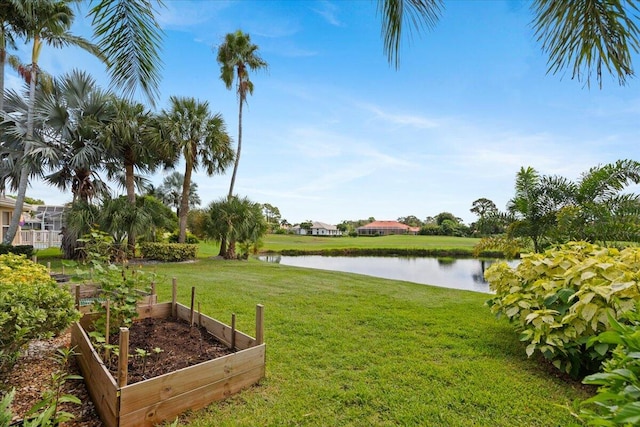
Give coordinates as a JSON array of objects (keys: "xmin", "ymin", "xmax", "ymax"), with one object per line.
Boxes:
[{"xmin": 8, "ymin": 0, "xmax": 640, "ymax": 225}]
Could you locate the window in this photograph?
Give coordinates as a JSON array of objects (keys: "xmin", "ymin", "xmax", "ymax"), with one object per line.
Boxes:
[{"xmin": 1, "ymin": 211, "xmax": 10, "ymax": 242}]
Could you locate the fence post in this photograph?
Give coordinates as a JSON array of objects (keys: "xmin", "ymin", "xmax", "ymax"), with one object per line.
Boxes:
[
  {"xmin": 256, "ymin": 304, "xmax": 264, "ymax": 345},
  {"xmin": 118, "ymin": 328, "xmax": 129, "ymax": 387}
]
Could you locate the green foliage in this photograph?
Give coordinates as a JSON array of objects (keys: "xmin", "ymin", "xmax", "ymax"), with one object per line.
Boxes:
[
  {"xmin": 22, "ymin": 347, "xmax": 82, "ymax": 427},
  {"xmin": 0, "ymin": 388, "xmax": 15, "ymax": 427},
  {"xmin": 486, "ymin": 241, "xmax": 640, "ymax": 378},
  {"xmin": 139, "ymin": 242, "xmax": 198, "ymax": 262},
  {"xmin": 576, "ymin": 306, "xmax": 640, "ymax": 426},
  {"xmin": 168, "ymin": 231, "xmax": 200, "ymax": 244},
  {"xmin": 0, "ymin": 254, "xmax": 80, "ymax": 373},
  {"xmin": 0, "ymin": 244, "xmax": 34, "ymax": 257},
  {"xmin": 473, "ymin": 236, "xmax": 526, "ymax": 258},
  {"xmin": 77, "ymin": 228, "xmax": 122, "ymax": 264}
]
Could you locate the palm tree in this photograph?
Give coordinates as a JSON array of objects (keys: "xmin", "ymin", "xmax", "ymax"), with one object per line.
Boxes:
[
  {"xmin": 88, "ymin": 0, "xmax": 164, "ymax": 105},
  {"xmin": 205, "ymin": 195, "xmax": 267, "ymax": 260},
  {"xmin": 506, "ymin": 166, "xmax": 572, "ymax": 252},
  {"xmin": 36, "ymin": 69, "xmax": 113, "ymax": 203},
  {"xmin": 216, "ymin": 30, "xmax": 267, "ymax": 197},
  {"xmin": 158, "ymin": 171, "xmax": 201, "ymax": 216},
  {"xmin": 0, "ymin": 2, "xmax": 26, "ymax": 115},
  {"xmin": 156, "ymin": 96, "xmax": 234, "ymax": 243},
  {"xmin": 2, "ymin": 0, "xmax": 102, "ymax": 245},
  {"xmin": 379, "ymin": 0, "xmax": 639, "ymax": 87}
]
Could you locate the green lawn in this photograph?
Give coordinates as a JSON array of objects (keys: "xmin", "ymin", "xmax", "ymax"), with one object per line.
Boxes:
[
  {"xmin": 261, "ymin": 234, "xmax": 481, "ymax": 252},
  {"xmin": 134, "ymin": 258, "xmax": 590, "ymax": 427}
]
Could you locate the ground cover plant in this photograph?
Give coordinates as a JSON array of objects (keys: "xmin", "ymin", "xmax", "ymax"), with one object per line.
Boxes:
[{"xmin": 144, "ymin": 257, "xmax": 592, "ymax": 426}]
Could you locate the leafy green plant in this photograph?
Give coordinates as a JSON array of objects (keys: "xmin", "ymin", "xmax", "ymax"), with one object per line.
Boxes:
[
  {"xmin": 574, "ymin": 306, "xmax": 640, "ymax": 426},
  {"xmin": 0, "ymin": 388, "xmax": 15, "ymax": 427},
  {"xmin": 0, "ymin": 254, "xmax": 80, "ymax": 372},
  {"xmin": 485, "ymin": 241, "xmax": 640, "ymax": 378},
  {"xmin": 139, "ymin": 242, "xmax": 198, "ymax": 262},
  {"xmin": 23, "ymin": 347, "xmax": 82, "ymax": 427}
]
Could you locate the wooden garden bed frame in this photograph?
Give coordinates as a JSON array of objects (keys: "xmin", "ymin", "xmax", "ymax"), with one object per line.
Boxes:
[{"xmin": 70, "ymin": 294, "xmax": 266, "ymax": 427}]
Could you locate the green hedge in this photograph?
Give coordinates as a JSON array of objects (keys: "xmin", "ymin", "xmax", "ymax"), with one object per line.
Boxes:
[
  {"xmin": 139, "ymin": 242, "xmax": 198, "ymax": 262},
  {"xmin": 0, "ymin": 244, "xmax": 34, "ymax": 257}
]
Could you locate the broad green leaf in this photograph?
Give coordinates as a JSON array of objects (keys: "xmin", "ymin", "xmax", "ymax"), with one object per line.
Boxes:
[
  {"xmin": 526, "ymin": 343, "xmax": 536, "ymax": 357},
  {"xmin": 581, "ymin": 303, "xmax": 598, "ymax": 322},
  {"xmin": 613, "ymin": 401, "xmax": 640, "ymax": 425},
  {"xmin": 593, "ymin": 343, "xmax": 609, "ymax": 356}
]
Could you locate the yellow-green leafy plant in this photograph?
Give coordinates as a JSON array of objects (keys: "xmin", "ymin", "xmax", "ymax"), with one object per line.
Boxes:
[
  {"xmin": 485, "ymin": 241, "xmax": 640, "ymax": 378},
  {"xmin": 0, "ymin": 254, "xmax": 80, "ymax": 372}
]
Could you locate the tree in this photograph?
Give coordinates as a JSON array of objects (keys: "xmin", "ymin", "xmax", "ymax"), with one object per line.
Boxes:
[
  {"xmin": 379, "ymin": 0, "xmax": 639, "ymax": 87},
  {"xmin": 506, "ymin": 166, "xmax": 573, "ymax": 252},
  {"xmin": 470, "ymin": 197, "xmax": 502, "ymax": 236},
  {"xmin": 205, "ymin": 195, "xmax": 267, "ymax": 259},
  {"xmin": 2, "ymin": 0, "xmax": 102, "ymax": 245},
  {"xmin": 157, "ymin": 171, "xmax": 201, "ymax": 216},
  {"xmin": 216, "ymin": 30, "xmax": 267, "ymax": 197},
  {"xmin": 157, "ymin": 96, "xmax": 233, "ymax": 243},
  {"xmin": 398, "ymin": 215, "xmax": 423, "ymax": 227},
  {"xmin": 262, "ymin": 203, "xmax": 281, "ymax": 231}
]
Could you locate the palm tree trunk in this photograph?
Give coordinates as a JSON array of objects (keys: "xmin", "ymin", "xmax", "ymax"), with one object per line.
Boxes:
[
  {"xmin": 179, "ymin": 163, "xmax": 193, "ymax": 244},
  {"xmin": 2, "ymin": 63, "xmax": 36, "ymax": 245},
  {"xmin": 125, "ymin": 159, "xmax": 136, "ymax": 254}
]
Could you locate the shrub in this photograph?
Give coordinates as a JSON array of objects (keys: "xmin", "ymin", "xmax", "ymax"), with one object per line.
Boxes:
[
  {"xmin": 0, "ymin": 244, "xmax": 34, "ymax": 257},
  {"xmin": 139, "ymin": 242, "xmax": 198, "ymax": 262},
  {"xmin": 168, "ymin": 231, "xmax": 200, "ymax": 244},
  {"xmin": 575, "ymin": 306, "xmax": 640, "ymax": 426},
  {"xmin": 0, "ymin": 254, "xmax": 80, "ymax": 372},
  {"xmin": 485, "ymin": 241, "xmax": 640, "ymax": 378}
]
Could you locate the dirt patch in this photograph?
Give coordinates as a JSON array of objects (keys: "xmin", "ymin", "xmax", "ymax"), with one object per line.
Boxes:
[
  {"xmin": 103, "ymin": 317, "xmax": 234, "ymax": 384},
  {"xmin": 3, "ymin": 317, "xmax": 234, "ymax": 426}
]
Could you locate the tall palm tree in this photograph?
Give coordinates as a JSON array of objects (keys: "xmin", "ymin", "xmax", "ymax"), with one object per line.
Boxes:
[
  {"xmin": 216, "ymin": 30, "xmax": 267, "ymax": 197},
  {"xmin": 2, "ymin": 0, "xmax": 102, "ymax": 245},
  {"xmin": 378, "ymin": 0, "xmax": 639, "ymax": 87},
  {"xmin": 0, "ymin": 2, "xmax": 26, "ymax": 115},
  {"xmin": 156, "ymin": 96, "xmax": 234, "ymax": 243}
]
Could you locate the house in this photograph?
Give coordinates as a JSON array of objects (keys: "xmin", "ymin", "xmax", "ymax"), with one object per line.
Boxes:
[
  {"xmin": 0, "ymin": 195, "xmax": 35, "ymax": 245},
  {"xmin": 310, "ymin": 221, "xmax": 341, "ymax": 236},
  {"xmin": 291, "ymin": 221, "xmax": 342, "ymax": 236},
  {"xmin": 356, "ymin": 220, "xmax": 419, "ymax": 236}
]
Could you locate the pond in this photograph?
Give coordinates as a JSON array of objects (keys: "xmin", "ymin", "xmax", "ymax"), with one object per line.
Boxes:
[{"xmin": 258, "ymin": 255, "xmax": 519, "ymax": 294}]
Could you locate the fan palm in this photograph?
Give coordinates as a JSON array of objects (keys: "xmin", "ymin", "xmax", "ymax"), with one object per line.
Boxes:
[
  {"xmin": 205, "ymin": 195, "xmax": 267, "ymax": 260},
  {"xmin": 2, "ymin": 0, "xmax": 102, "ymax": 244},
  {"xmin": 156, "ymin": 96, "xmax": 234, "ymax": 243},
  {"xmin": 158, "ymin": 171, "xmax": 201, "ymax": 216}
]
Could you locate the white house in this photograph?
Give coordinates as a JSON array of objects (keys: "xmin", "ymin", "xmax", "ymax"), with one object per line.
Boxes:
[
  {"xmin": 310, "ymin": 221, "xmax": 341, "ymax": 236},
  {"xmin": 0, "ymin": 195, "xmax": 35, "ymax": 245}
]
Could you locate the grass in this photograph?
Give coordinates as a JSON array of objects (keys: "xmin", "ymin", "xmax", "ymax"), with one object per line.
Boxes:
[
  {"xmin": 133, "ymin": 258, "xmax": 589, "ymax": 427},
  {"xmin": 34, "ymin": 238, "xmax": 589, "ymax": 425}
]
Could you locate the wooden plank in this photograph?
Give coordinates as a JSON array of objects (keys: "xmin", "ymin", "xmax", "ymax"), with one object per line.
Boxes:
[
  {"xmin": 135, "ymin": 302, "xmax": 172, "ymax": 319},
  {"xmin": 71, "ymin": 322, "xmax": 119, "ymax": 427},
  {"xmin": 118, "ymin": 365, "xmax": 265, "ymax": 427},
  {"xmin": 119, "ymin": 344, "xmax": 265, "ymax": 414},
  {"xmin": 175, "ymin": 304, "xmax": 256, "ymax": 349}
]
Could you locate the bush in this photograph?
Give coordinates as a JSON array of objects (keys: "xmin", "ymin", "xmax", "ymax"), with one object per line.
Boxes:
[
  {"xmin": 0, "ymin": 254, "xmax": 80, "ymax": 372},
  {"xmin": 168, "ymin": 231, "xmax": 200, "ymax": 244},
  {"xmin": 575, "ymin": 306, "xmax": 640, "ymax": 426},
  {"xmin": 0, "ymin": 244, "xmax": 34, "ymax": 257},
  {"xmin": 139, "ymin": 242, "xmax": 198, "ymax": 262},
  {"xmin": 485, "ymin": 241, "xmax": 640, "ymax": 378}
]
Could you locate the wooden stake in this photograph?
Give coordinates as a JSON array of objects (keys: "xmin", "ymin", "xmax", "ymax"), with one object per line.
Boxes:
[
  {"xmin": 32, "ymin": 255, "xmax": 37, "ymax": 263},
  {"xmin": 171, "ymin": 278, "xmax": 177, "ymax": 318},
  {"xmin": 118, "ymin": 327, "xmax": 129, "ymax": 387},
  {"xmin": 198, "ymin": 302, "xmax": 202, "ymax": 328},
  {"xmin": 150, "ymin": 281, "xmax": 156, "ymax": 306},
  {"xmin": 231, "ymin": 313, "xmax": 236, "ymax": 351},
  {"xmin": 75, "ymin": 285, "xmax": 80, "ymax": 311},
  {"xmin": 104, "ymin": 299, "xmax": 111, "ymax": 361},
  {"xmin": 256, "ymin": 304, "xmax": 264, "ymax": 345},
  {"xmin": 190, "ymin": 287, "xmax": 196, "ymax": 327},
  {"xmin": 47, "ymin": 262, "xmax": 51, "ymax": 274}
]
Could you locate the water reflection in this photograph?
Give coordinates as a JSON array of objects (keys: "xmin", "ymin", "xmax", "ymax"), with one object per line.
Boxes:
[{"xmin": 258, "ymin": 255, "xmax": 519, "ymax": 294}]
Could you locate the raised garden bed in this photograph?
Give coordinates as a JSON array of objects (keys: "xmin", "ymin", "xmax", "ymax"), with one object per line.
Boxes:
[{"xmin": 70, "ymin": 293, "xmax": 265, "ymax": 427}]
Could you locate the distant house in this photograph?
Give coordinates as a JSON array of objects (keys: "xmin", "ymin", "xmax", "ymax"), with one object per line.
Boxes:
[
  {"xmin": 292, "ymin": 221, "xmax": 342, "ymax": 236},
  {"xmin": 0, "ymin": 196, "xmax": 35, "ymax": 245},
  {"xmin": 357, "ymin": 220, "xmax": 419, "ymax": 236},
  {"xmin": 310, "ymin": 221, "xmax": 341, "ymax": 236}
]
